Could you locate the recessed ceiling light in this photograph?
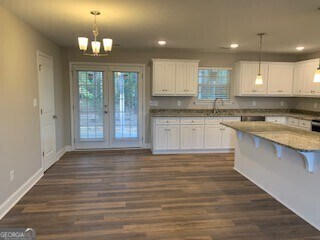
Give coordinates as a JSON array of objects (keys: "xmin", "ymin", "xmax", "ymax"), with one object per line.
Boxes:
[
  {"xmin": 230, "ymin": 43, "xmax": 239, "ymax": 48},
  {"xmin": 296, "ymin": 46, "xmax": 305, "ymax": 51},
  {"xmin": 158, "ymin": 40, "xmax": 167, "ymax": 46}
]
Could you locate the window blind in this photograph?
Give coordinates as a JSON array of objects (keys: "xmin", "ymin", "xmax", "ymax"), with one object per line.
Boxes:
[{"xmin": 198, "ymin": 68, "xmax": 231, "ymax": 100}]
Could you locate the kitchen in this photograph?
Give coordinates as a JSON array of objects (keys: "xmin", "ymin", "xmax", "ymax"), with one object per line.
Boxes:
[{"xmin": 1, "ymin": 0, "xmax": 320, "ymax": 239}]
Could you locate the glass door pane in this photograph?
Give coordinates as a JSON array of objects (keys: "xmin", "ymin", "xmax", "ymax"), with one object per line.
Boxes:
[
  {"xmin": 78, "ymin": 71, "xmax": 104, "ymax": 140},
  {"xmin": 113, "ymin": 72, "xmax": 139, "ymax": 140},
  {"xmin": 74, "ymin": 69, "xmax": 109, "ymax": 149}
]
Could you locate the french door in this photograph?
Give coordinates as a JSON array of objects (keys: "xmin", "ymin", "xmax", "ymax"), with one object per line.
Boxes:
[{"xmin": 72, "ymin": 65, "xmax": 143, "ymax": 149}]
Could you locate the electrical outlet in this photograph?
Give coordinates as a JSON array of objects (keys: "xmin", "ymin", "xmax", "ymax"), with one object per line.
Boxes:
[
  {"xmin": 177, "ymin": 101, "xmax": 181, "ymax": 107},
  {"xmin": 10, "ymin": 170, "xmax": 15, "ymax": 182},
  {"xmin": 314, "ymin": 103, "xmax": 318, "ymax": 109},
  {"xmin": 280, "ymin": 101, "xmax": 284, "ymax": 107},
  {"xmin": 252, "ymin": 101, "xmax": 256, "ymax": 107}
]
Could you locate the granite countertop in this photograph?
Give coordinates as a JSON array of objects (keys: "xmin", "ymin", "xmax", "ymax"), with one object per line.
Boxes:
[
  {"xmin": 150, "ymin": 109, "xmax": 320, "ymax": 121},
  {"xmin": 221, "ymin": 121, "xmax": 320, "ymax": 152}
]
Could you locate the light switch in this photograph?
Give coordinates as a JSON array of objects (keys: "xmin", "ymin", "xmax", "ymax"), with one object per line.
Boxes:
[
  {"xmin": 280, "ymin": 101, "xmax": 284, "ymax": 107},
  {"xmin": 314, "ymin": 103, "xmax": 318, "ymax": 109},
  {"xmin": 149, "ymin": 100, "xmax": 158, "ymax": 107},
  {"xmin": 33, "ymin": 98, "xmax": 38, "ymax": 107},
  {"xmin": 252, "ymin": 101, "xmax": 256, "ymax": 107},
  {"xmin": 177, "ymin": 101, "xmax": 182, "ymax": 107}
]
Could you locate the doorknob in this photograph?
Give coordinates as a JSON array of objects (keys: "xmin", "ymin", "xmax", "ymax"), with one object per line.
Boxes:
[{"xmin": 53, "ymin": 115, "xmax": 57, "ymax": 119}]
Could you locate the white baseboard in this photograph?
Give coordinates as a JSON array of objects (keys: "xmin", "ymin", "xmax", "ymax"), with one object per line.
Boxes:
[
  {"xmin": 56, "ymin": 145, "xmax": 72, "ymax": 161},
  {"xmin": 234, "ymin": 167, "xmax": 320, "ymax": 231},
  {"xmin": 0, "ymin": 168, "xmax": 43, "ymax": 220},
  {"xmin": 151, "ymin": 149, "xmax": 234, "ymax": 155}
]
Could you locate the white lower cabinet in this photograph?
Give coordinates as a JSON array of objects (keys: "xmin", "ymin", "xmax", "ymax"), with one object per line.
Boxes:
[
  {"xmin": 152, "ymin": 117, "xmax": 240, "ymax": 154},
  {"xmin": 221, "ymin": 127, "xmax": 237, "ymax": 149},
  {"xmin": 204, "ymin": 125, "xmax": 222, "ymax": 149},
  {"xmin": 154, "ymin": 124, "xmax": 180, "ymax": 150}
]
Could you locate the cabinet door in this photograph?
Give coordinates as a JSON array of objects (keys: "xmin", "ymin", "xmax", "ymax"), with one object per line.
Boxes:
[
  {"xmin": 155, "ymin": 125, "xmax": 167, "ymax": 150},
  {"xmin": 175, "ymin": 63, "xmax": 187, "ymax": 95},
  {"xmin": 192, "ymin": 125, "xmax": 204, "ymax": 149},
  {"xmin": 167, "ymin": 125, "xmax": 180, "ymax": 150},
  {"xmin": 164, "ymin": 62, "xmax": 176, "ymax": 95},
  {"xmin": 180, "ymin": 125, "xmax": 193, "ymax": 149},
  {"xmin": 221, "ymin": 127, "xmax": 237, "ymax": 149},
  {"xmin": 204, "ymin": 125, "xmax": 222, "ymax": 149},
  {"xmin": 268, "ymin": 64, "xmax": 293, "ymax": 95},
  {"xmin": 185, "ymin": 63, "xmax": 198, "ymax": 95},
  {"xmin": 241, "ymin": 63, "xmax": 267, "ymax": 95},
  {"xmin": 303, "ymin": 61, "xmax": 319, "ymax": 95},
  {"xmin": 278, "ymin": 65, "xmax": 293, "ymax": 94},
  {"xmin": 153, "ymin": 62, "xmax": 166, "ymax": 95},
  {"xmin": 293, "ymin": 64, "xmax": 304, "ymax": 95}
]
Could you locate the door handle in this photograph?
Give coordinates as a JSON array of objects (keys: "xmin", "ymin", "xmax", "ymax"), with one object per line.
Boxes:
[
  {"xmin": 53, "ymin": 115, "xmax": 57, "ymax": 119},
  {"xmin": 104, "ymin": 111, "xmax": 108, "ymax": 114}
]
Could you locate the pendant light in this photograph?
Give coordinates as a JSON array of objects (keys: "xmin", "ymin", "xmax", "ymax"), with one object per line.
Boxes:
[
  {"xmin": 255, "ymin": 33, "xmax": 266, "ymax": 85},
  {"xmin": 314, "ymin": 58, "xmax": 320, "ymax": 83},
  {"xmin": 78, "ymin": 11, "xmax": 113, "ymax": 57}
]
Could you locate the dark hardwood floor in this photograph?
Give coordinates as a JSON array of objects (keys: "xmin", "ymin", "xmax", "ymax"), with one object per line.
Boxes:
[{"xmin": 1, "ymin": 150, "xmax": 319, "ymax": 239}]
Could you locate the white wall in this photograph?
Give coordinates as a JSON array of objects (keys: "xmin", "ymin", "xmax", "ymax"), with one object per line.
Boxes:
[
  {"xmin": 0, "ymin": 6, "xmax": 65, "ymax": 207},
  {"xmin": 62, "ymin": 47, "xmax": 299, "ymax": 144}
]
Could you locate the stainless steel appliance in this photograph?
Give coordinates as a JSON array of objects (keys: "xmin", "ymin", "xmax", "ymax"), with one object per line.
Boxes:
[
  {"xmin": 241, "ymin": 116, "xmax": 265, "ymax": 122},
  {"xmin": 311, "ymin": 120, "xmax": 320, "ymax": 132}
]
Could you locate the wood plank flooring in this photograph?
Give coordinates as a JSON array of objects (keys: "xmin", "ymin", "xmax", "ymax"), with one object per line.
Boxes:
[{"xmin": 1, "ymin": 150, "xmax": 319, "ymax": 239}]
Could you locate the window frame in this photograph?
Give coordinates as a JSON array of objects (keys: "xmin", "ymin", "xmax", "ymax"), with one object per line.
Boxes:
[{"xmin": 196, "ymin": 67, "xmax": 233, "ymax": 104}]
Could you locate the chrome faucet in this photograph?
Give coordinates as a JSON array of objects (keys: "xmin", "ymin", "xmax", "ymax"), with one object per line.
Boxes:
[{"xmin": 213, "ymin": 98, "xmax": 224, "ymax": 114}]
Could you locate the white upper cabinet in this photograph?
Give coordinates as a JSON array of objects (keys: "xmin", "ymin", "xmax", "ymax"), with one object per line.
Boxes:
[
  {"xmin": 153, "ymin": 61, "xmax": 176, "ymax": 95},
  {"xmin": 152, "ymin": 59, "xmax": 199, "ymax": 96},
  {"xmin": 303, "ymin": 59, "xmax": 320, "ymax": 96},
  {"xmin": 234, "ymin": 62, "xmax": 268, "ymax": 96},
  {"xmin": 293, "ymin": 63, "xmax": 304, "ymax": 95},
  {"xmin": 267, "ymin": 63, "xmax": 294, "ymax": 95}
]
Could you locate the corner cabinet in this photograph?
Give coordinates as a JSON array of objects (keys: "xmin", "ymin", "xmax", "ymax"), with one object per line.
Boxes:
[
  {"xmin": 151, "ymin": 116, "xmax": 240, "ymax": 154},
  {"xmin": 152, "ymin": 59, "xmax": 200, "ymax": 96}
]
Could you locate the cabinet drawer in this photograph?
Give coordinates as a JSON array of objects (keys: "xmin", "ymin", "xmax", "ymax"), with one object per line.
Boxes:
[
  {"xmin": 299, "ymin": 120, "xmax": 311, "ymax": 129},
  {"xmin": 288, "ymin": 117, "xmax": 299, "ymax": 126},
  {"xmin": 156, "ymin": 117, "xmax": 180, "ymax": 124},
  {"xmin": 181, "ymin": 117, "xmax": 204, "ymax": 125},
  {"xmin": 266, "ymin": 117, "xmax": 286, "ymax": 124},
  {"xmin": 205, "ymin": 117, "xmax": 222, "ymax": 125},
  {"xmin": 222, "ymin": 117, "xmax": 241, "ymax": 122}
]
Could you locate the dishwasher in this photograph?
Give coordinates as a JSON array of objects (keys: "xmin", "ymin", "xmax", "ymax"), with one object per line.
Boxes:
[{"xmin": 241, "ymin": 116, "xmax": 266, "ymax": 121}]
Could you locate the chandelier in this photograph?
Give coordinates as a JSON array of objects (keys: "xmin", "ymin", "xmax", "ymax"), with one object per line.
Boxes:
[{"xmin": 78, "ymin": 11, "xmax": 113, "ymax": 57}]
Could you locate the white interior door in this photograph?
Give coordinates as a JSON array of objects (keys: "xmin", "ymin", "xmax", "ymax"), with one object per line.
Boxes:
[
  {"xmin": 72, "ymin": 66, "xmax": 109, "ymax": 149},
  {"xmin": 109, "ymin": 67, "xmax": 143, "ymax": 148},
  {"xmin": 37, "ymin": 51, "xmax": 56, "ymax": 171}
]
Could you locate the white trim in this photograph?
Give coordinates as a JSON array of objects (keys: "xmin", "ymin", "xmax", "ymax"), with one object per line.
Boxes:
[
  {"xmin": 144, "ymin": 143, "xmax": 151, "ymax": 149},
  {"xmin": 151, "ymin": 149, "xmax": 234, "ymax": 155},
  {"xmin": 56, "ymin": 147, "xmax": 66, "ymax": 161},
  {"xmin": 234, "ymin": 167, "xmax": 320, "ymax": 231},
  {"xmin": 56, "ymin": 145, "xmax": 72, "ymax": 161},
  {"xmin": 69, "ymin": 62, "xmax": 146, "ymax": 151},
  {"xmin": 0, "ymin": 169, "xmax": 43, "ymax": 220}
]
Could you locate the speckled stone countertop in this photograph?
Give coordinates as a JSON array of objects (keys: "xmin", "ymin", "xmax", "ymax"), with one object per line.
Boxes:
[
  {"xmin": 221, "ymin": 121, "xmax": 320, "ymax": 152},
  {"xmin": 150, "ymin": 109, "xmax": 320, "ymax": 121}
]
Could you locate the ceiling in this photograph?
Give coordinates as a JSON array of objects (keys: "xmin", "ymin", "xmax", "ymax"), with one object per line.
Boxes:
[{"xmin": 2, "ymin": 0, "xmax": 320, "ymax": 53}]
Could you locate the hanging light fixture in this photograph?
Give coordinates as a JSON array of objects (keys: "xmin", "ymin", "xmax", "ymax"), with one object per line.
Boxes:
[
  {"xmin": 255, "ymin": 33, "xmax": 266, "ymax": 85},
  {"xmin": 314, "ymin": 58, "xmax": 320, "ymax": 83},
  {"xmin": 78, "ymin": 11, "xmax": 113, "ymax": 57}
]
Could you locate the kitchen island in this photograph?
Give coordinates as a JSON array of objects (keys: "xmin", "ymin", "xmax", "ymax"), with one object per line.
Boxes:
[{"xmin": 221, "ymin": 121, "xmax": 320, "ymax": 230}]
